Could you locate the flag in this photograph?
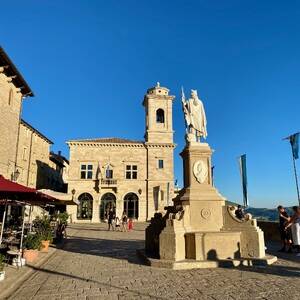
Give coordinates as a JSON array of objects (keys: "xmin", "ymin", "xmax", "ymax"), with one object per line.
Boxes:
[
  {"xmin": 96, "ymin": 162, "xmax": 102, "ymax": 180},
  {"xmin": 290, "ymin": 133, "xmax": 299, "ymax": 160},
  {"xmin": 238, "ymin": 154, "xmax": 248, "ymax": 207}
]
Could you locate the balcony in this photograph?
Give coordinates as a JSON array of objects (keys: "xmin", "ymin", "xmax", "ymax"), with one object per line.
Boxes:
[{"xmin": 101, "ymin": 179, "xmax": 117, "ymax": 186}]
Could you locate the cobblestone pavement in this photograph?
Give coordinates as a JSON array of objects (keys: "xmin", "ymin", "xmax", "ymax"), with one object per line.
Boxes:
[{"xmin": 8, "ymin": 223, "xmax": 300, "ymax": 300}]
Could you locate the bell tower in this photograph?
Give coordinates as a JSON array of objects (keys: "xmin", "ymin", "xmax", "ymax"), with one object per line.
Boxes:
[
  {"xmin": 143, "ymin": 83, "xmax": 175, "ymax": 219},
  {"xmin": 143, "ymin": 82, "xmax": 175, "ymax": 144}
]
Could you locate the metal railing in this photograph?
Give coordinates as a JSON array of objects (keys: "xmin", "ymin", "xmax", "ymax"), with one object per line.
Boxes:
[{"xmin": 101, "ymin": 179, "xmax": 117, "ymax": 185}]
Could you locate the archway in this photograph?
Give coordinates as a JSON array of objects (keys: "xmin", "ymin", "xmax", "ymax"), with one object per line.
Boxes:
[
  {"xmin": 77, "ymin": 193, "xmax": 93, "ymax": 220},
  {"xmin": 100, "ymin": 192, "xmax": 116, "ymax": 221},
  {"xmin": 123, "ymin": 192, "xmax": 139, "ymax": 219}
]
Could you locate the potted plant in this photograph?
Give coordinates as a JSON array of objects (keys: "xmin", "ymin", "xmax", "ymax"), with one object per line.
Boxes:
[
  {"xmin": 58, "ymin": 212, "xmax": 69, "ymax": 225},
  {"xmin": 23, "ymin": 234, "xmax": 41, "ymax": 263},
  {"xmin": 0, "ymin": 254, "xmax": 5, "ymax": 281},
  {"xmin": 34, "ymin": 216, "xmax": 53, "ymax": 252}
]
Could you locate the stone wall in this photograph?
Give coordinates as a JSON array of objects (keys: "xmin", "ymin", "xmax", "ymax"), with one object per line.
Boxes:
[
  {"xmin": 257, "ymin": 220, "xmax": 281, "ymax": 242},
  {"xmin": 0, "ymin": 70, "xmax": 23, "ymax": 179},
  {"xmin": 15, "ymin": 121, "xmax": 65, "ymax": 192}
]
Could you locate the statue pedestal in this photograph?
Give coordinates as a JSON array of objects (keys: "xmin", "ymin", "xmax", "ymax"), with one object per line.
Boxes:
[
  {"xmin": 175, "ymin": 142, "xmax": 225, "ymax": 232},
  {"xmin": 142, "ymin": 142, "xmax": 277, "ymax": 269}
]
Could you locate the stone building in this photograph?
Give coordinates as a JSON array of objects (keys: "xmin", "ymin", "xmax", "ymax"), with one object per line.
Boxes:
[
  {"xmin": 0, "ymin": 47, "xmax": 33, "ymax": 180},
  {"xmin": 67, "ymin": 83, "xmax": 175, "ymax": 222},
  {"xmin": 16, "ymin": 119, "xmax": 67, "ymax": 192},
  {"xmin": 0, "ymin": 47, "xmax": 68, "ymax": 192}
]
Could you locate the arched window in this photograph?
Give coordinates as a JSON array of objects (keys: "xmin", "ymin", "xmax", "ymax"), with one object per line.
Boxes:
[
  {"xmin": 156, "ymin": 109, "xmax": 165, "ymax": 123},
  {"xmin": 77, "ymin": 193, "xmax": 93, "ymax": 220},
  {"xmin": 123, "ymin": 192, "xmax": 139, "ymax": 219},
  {"xmin": 100, "ymin": 192, "xmax": 116, "ymax": 220},
  {"xmin": 8, "ymin": 89, "xmax": 13, "ymax": 105}
]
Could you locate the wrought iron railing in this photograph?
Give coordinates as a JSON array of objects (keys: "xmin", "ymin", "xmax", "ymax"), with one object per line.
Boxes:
[{"xmin": 101, "ymin": 179, "xmax": 117, "ymax": 185}]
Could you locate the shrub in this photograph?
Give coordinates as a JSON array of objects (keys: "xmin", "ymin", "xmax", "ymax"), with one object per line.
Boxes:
[
  {"xmin": 58, "ymin": 212, "xmax": 69, "ymax": 225},
  {"xmin": 34, "ymin": 216, "xmax": 53, "ymax": 242},
  {"xmin": 23, "ymin": 234, "xmax": 41, "ymax": 250},
  {"xmin": 0, "ymin": 254, "xmax": 5, "ymax": 271}
]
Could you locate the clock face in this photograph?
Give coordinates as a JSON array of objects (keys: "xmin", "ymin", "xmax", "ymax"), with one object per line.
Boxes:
[{"xmin": 193, "ymin": 160, "xmax": 208, "ymax": 184}]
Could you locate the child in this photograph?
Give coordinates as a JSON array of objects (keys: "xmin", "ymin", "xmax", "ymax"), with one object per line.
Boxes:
[{"xmin": 128, "ymin": 218, "xmax": 133, "ymax": 231}]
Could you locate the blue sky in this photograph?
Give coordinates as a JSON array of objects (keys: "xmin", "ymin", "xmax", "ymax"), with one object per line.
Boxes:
[{"xmin": 1, "ymin": 1, "xmax": 299, "ymax": 208}]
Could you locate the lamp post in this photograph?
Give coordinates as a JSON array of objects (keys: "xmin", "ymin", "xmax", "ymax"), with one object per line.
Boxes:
[{"xmin": 12, "ymin": 169, "xmax": 20, "ymax": 182}]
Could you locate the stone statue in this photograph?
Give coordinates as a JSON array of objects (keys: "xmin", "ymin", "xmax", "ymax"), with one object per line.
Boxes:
[{"xmin": 181, "ymin": 88, "xmax": 207, "ymax": 142}]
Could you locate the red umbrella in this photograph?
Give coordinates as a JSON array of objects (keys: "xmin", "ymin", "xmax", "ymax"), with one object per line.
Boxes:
[
  {"xmin": 0, "ymin": 175, "xmax": 58, "ymax": 248},
  {"xmin": 0, "ymin": 175, "xmax": 57, "ymax": 204},
  {"xmin": 0, "ymin": 175, "xmax": 37, "ymax": 199}
]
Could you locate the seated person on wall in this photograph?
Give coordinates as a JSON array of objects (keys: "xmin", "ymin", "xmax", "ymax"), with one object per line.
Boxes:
[
  {"xmin": 235, "ymin": 205, "xmax": 245, "ymax": 220},
  {"xmin": 277, "ymin": 205, "xmax": 292, "ymax": 253}
]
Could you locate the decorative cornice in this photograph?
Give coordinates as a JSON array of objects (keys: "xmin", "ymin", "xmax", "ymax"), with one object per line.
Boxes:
[{"xmin": 67, "ymin": 141, "xmax": 176, "ymax": 149}]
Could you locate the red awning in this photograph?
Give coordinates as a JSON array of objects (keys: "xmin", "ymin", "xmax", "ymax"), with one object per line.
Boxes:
[{"xmin": 0, "ymin": 175, "xmax": 57, "ymax": 205}]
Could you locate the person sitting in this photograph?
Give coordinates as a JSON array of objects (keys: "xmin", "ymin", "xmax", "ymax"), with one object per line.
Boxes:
[
  {"xmin": 277, "ymin": 205, "xmax": 292, "ymax": 252},
  {"xmin": 235, "ymin": 205, "xmax": 245, "ymax": 220}
]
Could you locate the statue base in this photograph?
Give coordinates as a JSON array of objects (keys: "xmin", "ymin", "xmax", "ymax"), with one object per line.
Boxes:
[{"xmin": 143, "ymin": 142, "xmax": 277, "ymax": 269}]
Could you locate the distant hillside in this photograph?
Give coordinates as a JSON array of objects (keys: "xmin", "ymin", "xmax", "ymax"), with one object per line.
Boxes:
[{"xmin": 245, "ymin": 207, "xmax": 293, "ymax": 222}]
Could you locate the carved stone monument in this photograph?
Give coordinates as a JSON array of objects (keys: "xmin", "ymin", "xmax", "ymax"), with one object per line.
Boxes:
[{"xmin": 142, "ymin": 89, "xmax": 277, "ymax": 269}]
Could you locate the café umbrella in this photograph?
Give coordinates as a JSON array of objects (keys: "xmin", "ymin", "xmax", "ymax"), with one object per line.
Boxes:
[{"xmin": 0, "ymin": 175, "xmax": 57, "ymax": 252}]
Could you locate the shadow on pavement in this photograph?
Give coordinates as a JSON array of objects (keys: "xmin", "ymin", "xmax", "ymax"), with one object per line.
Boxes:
[
  {"xmin": 25, "ymin": 264, "xmax": 165, "ymax": 299},
  {"xmin": 63, "ymin": 236, "xmax": 144, "ymax": 265},
  {"xmin": 266, "ymin": 241, "xmax": 300, "ymax": 264},
  {"xmin": 235, "ymin": 264, "xmax": 300, "ymax": 278}
]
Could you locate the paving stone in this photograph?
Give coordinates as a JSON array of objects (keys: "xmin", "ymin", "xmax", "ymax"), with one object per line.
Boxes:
[{"xmin": 7, "ymin": 223, "xmax": 300, "ymax": 300}]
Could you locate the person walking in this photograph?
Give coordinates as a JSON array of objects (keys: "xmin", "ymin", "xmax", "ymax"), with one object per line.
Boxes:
[
  {"xmin": 277, "ymin": 205, "xmax": 292, "ymax": 252},
  {"xmin": 286, "ymin": 206, "xmax": 300, "ymax": 256},
  {"xmin": 107, "ymin": 208, "xmax": 115, "ymax": 231},
  {"xmin": 115, "ymin": 216, "xmax": 121, "ymax": 231},
  {"xmin": 121, "ymin": 211, "xmax": 128, "ymax": 232}
]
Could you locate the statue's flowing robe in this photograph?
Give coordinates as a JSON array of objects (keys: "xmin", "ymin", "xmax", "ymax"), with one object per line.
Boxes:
[{"xmin": 188, "ymin": 98, "xmax": 207, "ymax": 138}]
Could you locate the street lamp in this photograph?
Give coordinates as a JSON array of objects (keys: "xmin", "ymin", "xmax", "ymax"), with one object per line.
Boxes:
[{"xmin": 12, "ymin": 169, "xmax": 20, "ymax": 182}]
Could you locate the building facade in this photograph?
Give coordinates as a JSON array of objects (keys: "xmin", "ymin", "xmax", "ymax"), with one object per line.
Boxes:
[
  {"xmin": 0, "ymin": 47, "xmax": 33, "ymax": 180},
  {"xmin": 16, "ymin": 119, "xmax": 67, "ymax": 192},
  {"xmin": 0, "ymin": 47, "xmax": 67, "ymax": 192},
  {"xmin": 67, "ymin": 83, "xmax": 175, "ymax": 222}
]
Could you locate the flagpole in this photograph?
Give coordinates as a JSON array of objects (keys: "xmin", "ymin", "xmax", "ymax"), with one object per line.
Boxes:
[{"xmin": 292, "ymin": 154, "xmax": 300, "ymax": 205}]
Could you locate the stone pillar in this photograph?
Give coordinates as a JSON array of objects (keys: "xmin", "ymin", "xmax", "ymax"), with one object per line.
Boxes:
[
  {"xmin": 176, "ymin": 142, "xmax": 225, "ymax": 232},
  {"xmin": 159, "ymin": 219, "xmax": 186, "ymax": 261}
]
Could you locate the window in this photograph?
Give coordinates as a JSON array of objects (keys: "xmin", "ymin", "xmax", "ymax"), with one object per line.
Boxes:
[
  {"xmin": 22, "ymin": 147, "xmax": 27, "ymax": 161},
  {"xmin": 105, "ymin": 166, "xmax": 113, "ymax": 179},
  {"xmin": 126, "ymin": 165, "xmax": 137, "ymax": 179},
  {"xmin": 8, "ymin": 89, "xmax": 13, "ymax": 105},
  {"xmin": 156, "ymin": 109, "xmax": 165, "ymax": 123},
  {"xmin": 80, "ymin": 164, "xmax": 93, "ymax": 179},
  {"xmin": 158, "ymin": 159, "xmax": 164, "ymax": 169}
]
